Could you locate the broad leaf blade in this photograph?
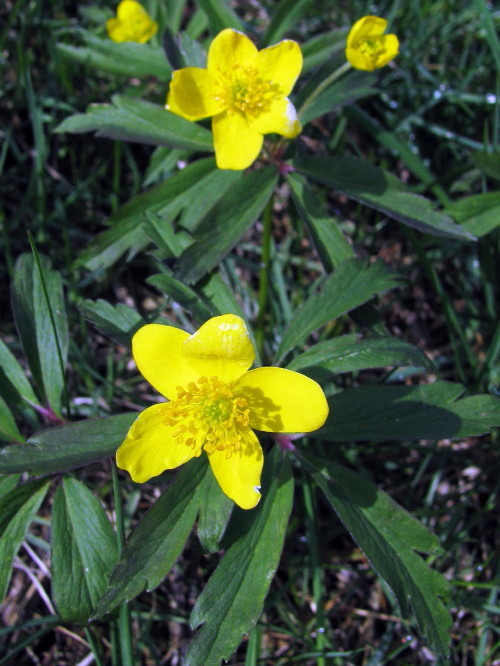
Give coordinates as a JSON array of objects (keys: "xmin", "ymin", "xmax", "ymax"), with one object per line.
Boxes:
[
  {"xmin": 0, "ymin": 479, "xmax": 50, "ymax": 600},
  {"xmin": 52, "ymin": 477, "xmax": 119, "ymax": 622},
  {"xmin": 300, "ymin": 453, "xmax": 451, "ymax": 658},
  {"xmin": 315, "ymin": 382, "xmax": 500, "ymax": 441},
  {"xmin": 0, "ymin": 395, "xmax": 25, "ymax": 443},
  {"xmin": 78, "ymin": 299, "xmax": 143, "ymax": 347},
  {"xmin": 276, "ymin": 258, "xmax": 401, "ymax": 362},
  {"xmin": 56, "ymin": 95, "xmax": 213, "ymax": 152},
  {"xmin": 196, "ymin": 0, "xmax": 242, "ymax": 32},
  {"xmin": 299, "ymin": 156, "xmax": 476, "ymax": 240},
  {"xmin": 0, "ymin": 413, "xmax": 136, "ymax": 475},
  {"xmin": 93, "ymin": 457, "xmax": 209, "ymax": 617},
  {"xmin": 185, "ymin": 449, "xmax": 294, "ymax": 666},
  {"xmin": 0, "ymin": 337, "xmax": 40, "ymax": 406},
  {"xmin": 197, "ymin": 470, "xmax": 233, "ymax": 553},
  {"xmin": 288, "ymin": 334, "xmax": 433, "ymax": 374},
  {"xmin": 175, "ymin": 167, "xmax": 278, "ymax": 285},
  {"xmin": 261, "ymin": 0, "xmax": 313, "ymax": 46}
]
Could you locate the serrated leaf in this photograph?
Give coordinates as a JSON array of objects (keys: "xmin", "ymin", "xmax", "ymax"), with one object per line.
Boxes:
[
  {"xmin": 446, "ymin": 191, "xmax": 500, "ymax": 237},
  {"xmin": 175, "ymin": 167, "xmax": 278, "ymax": 285},
  {"xmin": 11, "ymin": 253, "xmax": 68, "ymax": 416},
  {"xmin": 298, "ymin": 156, "xmax": 476, "ymax": 240},
  {"xmin": 78, "ymin": 299, "xmax": 143, "ymax": 347},
  {"xmin": 77, "ymin": 158, "xmax": 216, "ymax": 271},
  {"xmin": 0, "ymin": 337, "xmax": 40, "ymax": 407},
  {"xmin": 276, "ymin": 258, "xmax": 401, "ymax": 362},
  {"xmin": 185, "ymin": 449, "xmax": 294, "ymax": 666},
  {"xmin": 93, "ymin": 457, "xmax": 209, "ymax": 618},
  {"xmin": 56, "ymin": 95, "xmax": 213, "ymax": 152},
  {"xmin": 300, "ymin": 453, "xmax": 451, "ymax": 658},
  {"xmin": 196, "ymin": 0, "xmax": 242, "ymax": 33},
  {"xmin": 197, "ymin": 470, "xmax": 233, "ymax": 553},
  {"xmin": 261, "ymin": 0, "xmax": 313, "ymax": 46},
  {"xmin": 0, "ymin": 413, "xmax": 136, "ymax": 475},
  {"xmin": 0, "ymin": 479, "xmax": 50, "ymax": 600},
  {"xmin": 287, "ymin": 334, "xmax": 433, "ymax": 374},
  {"xmin": 52, "ymin": 477, "xmax": 119, "ymax": 622},
  {"xmin": 0, "ymin": 394, "xmax": 25, "ymax": 443},
  {"xmin": 57, "ymin": 33, "xmax": 170, "ymax": 80},
  {"xmin": 288, "ymin": 172, "xmax": 354, "ymax": 271},
  {"xmin": 314, "ymin": 382, "xmax": 500, "ymax": 441}
]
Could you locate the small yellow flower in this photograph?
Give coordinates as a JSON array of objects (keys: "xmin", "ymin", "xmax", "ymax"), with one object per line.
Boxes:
[
  {"xmin": 106, "ymin": 0, "xmax": 158, "ymax": 44},
  {"xmin": 166, "ymin": 28, "xmax": 303, "ymax": 170},
  {"xmin": 345, "ymin": 16, "xmax": 399, "ymax": 71},
  {"xmin": 116, "ymin": 314, "xmax": 328, "ymax": 509}
]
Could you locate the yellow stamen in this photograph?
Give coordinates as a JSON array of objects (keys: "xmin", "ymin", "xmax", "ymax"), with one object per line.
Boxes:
[
  {"xmin": 213, "ymin": 64, "xmax": 282, "ymax": 117},
  {"xmin": 162, "ymin": 376, "xmax": 250, "ymax": 456}
]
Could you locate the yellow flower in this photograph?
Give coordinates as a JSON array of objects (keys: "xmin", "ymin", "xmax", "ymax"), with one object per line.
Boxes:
[
  {"xmin": 166, "ymin": 28, "xmax": 303, "ymax": 170},
  {"xmin": 116, "ymin": 314, "xmax": 328, "ymax": 509},
  {"xmin": 345, "ymin": 16, "xmax": 399, "ymax": 71},
  {"xmin": 106, "ymin": 0, "xmax": 158, "ymax": 44}
]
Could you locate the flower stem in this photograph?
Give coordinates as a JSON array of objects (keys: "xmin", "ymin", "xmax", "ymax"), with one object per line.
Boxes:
[
  {"xmin": 256, "ymin": 196, "xmax": 274, "ymax": 360},
  {"xmin": 111, "ymin": 462, "xmax": 134, "ymax": 666},
  {"xmin": 297, "ymin": 61, "xmax": 352, "ymax": 119}
]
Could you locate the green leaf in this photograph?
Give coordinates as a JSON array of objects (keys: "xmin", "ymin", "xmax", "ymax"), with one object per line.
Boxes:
[
  {"xmin": 0, "ymin": 413, "xmax": 136, "ymax": 475},
  {"xmin": 446, "ymin": 191, "xmax": 500, "ymax": 237},
  {"xmin": 185, "ymin": 449, "xmax": 294, "ymax": 666},
  {"xmin": 300, "ymin": 453, "xmax": 451, "ymax": 658},
  {"xmin": 314, "ymin": 382, "xmax": 500, "ymax": 441},
  {"xmin": 78, "ymin": 299, "xmax": 143, "ymax": 347},
  {"xmin": 11, "ymin": 253, "xmax": 68, "ymax": 416},
  {"xmin": 77, "ymin": 158, "xmax": 216, "ymax": 271},
  {"xmin": 276, "ymin": 258, "xmax": 401, "ymax": 362},
  {"xmin": 147, "ymin": 273, "xmax": 216, "ymax": 322},
  {"xmin": 175, "ymin": 166, "xmax": 278, "ymax": 285},
  {"xmin": 261, "ymin": 0, "xmax": 313, "ymax": 46},
  {"xmin": 301, "ymin": 29, "xmax": 347, "ymax": 73},
  {"xmin": 51, "ymin": 477, "xmax": 118, "ymax": 622},
  {"xmin": 196, "ymin": 0, "xmax": 242, "ymax": 33},
  {"xmin": 55, "ymin": 95, "xmax": 213, "ymax": 152},
  {"xmin": 57, "ymin": 33, "xmax": 170, "ymax": 80},
  {"xmin": 287, "ymin": 334, "xmax": 433, "ymax": 374},
  {"xmin": 0, "ymin": 395, "xmax": 25, "ymax": 443},
  {"xmin": 93, "ymin": 457, "xmax": 209, "ymax": 617},
  {"xmin": 288, "ymin": 172, "xmax": 354, "ymax": 271},
  {"xmin": 300, "ymin": 71, "xmax": 377, "ymax": 124},
  {"xmin": 298, "ymin": 156, "xmax": 476, "ymax": 240},
  {"xmin": 0, "ymin": 337, "xmax": 40, "ymax": 407},
  {"xmin": 0, "ymin": 474, "xmax": 21, "ymax": 499},
  {"xmin": 197, "ymin": 470, "xmax": 233, "ymax": 553},
  {"xmin": 0, "ymin": 479, "xmax": 50, "ymax": 600},
  {"xmin": 471, "ymin": 151, "xmax": 500, "ymax": 180}
]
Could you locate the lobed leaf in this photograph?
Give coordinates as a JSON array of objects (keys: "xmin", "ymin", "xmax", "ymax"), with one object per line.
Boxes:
[
  {"xmin": 276, "ymin": 258, "xmax": 401, "ymax": 362},
  {"xmin": 446, "ymin": 191, "xmax": 500, "ymax": 237},
  {"xmin": 55, "ymin": 95, "xmax": 213, "ymax": 152},
  {"xmin": 175, "ymin": 166, "xmax": 278, "ymax": 285},
  {"xmin": 300, "ymin": 453, "xmax": 451, "ymax": 658},
  {"xmin": 314, "ymin": 382, "xmax": 500, "ymax": 441},
  {"xmin": 78, "ymin": 299, "xmax": 143, "ymax": 348},
  {"xmin": 51, "ymin": 477, "xmax": 119, "ymax": 623},
  {"xmin": 287, "ymin": 334, "xmax": 433, "ymax": 374},
  {"xmin": 0, "ymin": 413, "xmax": 136, "ymax": 475},
  {"xmin": 298, "ymin": 156, "xmax": 476, "ymax": 240},
  {"xmin": 185, "ymin": 449, "xmax": 294, "ymax": 666},
  {"xmin": 93, "ymin": 457, "xmax": 209, "ymax": 618},
  {"xmin": 0, "ymin": 479, "xmax": 50, "ymax": 601}
]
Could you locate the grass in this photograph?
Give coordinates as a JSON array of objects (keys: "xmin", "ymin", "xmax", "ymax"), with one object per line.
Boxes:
[{"xmin": 0, "ymin": 0, "xmax": 498, "ymax": 664}]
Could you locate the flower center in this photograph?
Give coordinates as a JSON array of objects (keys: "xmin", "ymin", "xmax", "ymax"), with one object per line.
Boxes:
[
  {"xmin": 359, "ymin": 38, "xmax": 386, "ymax": 65},
  {"xmin": 214, "ymin": 64, "xmax": 282, "ymax": 117},
  {"xmin": 162, "ymin": 376, "xmax": 250, "ymax": 456}
]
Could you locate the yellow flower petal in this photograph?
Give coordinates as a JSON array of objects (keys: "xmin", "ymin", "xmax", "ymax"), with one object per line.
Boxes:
[
  {"xmin": 378, "ymin": 34, "xmax": 399, "ymax": 66},
  {"xmin": 347, "ymin": 15, "xmax": 388, "ymax": 48},
  {"xmin": 208, "ymin": 426, "xmax": 263, "ymax": 509},
  {"xmin": 248, "ymin": 97, "xmax": 301, "ymax": 138},
  {"xmin": 106, "ymin": 17, "xmax": 130, "ymax": 43},
  {"xmin": 132, "ymin": 324, "xmax": 198, "ymax": 399},
  {"xmin": 107, "ymin": 0, "xmax": 158, "ymax": 43},
  {"xmin": 182, "ymin": 314, "xmax": 255, "ymax": 382},
  {"xmin": 116, "ymin": 403, "xmax": 197, "ymax": 482},
  {"xmin": 167, "ymin": 68, "xmax": 225, "ymax": 121},
  {"xmin": 234, "ymin": 367, "xmax": 329, "ymax": 432},
  {"xmin": 207, "ymin": 28, "xmax": 258, "ymax": 76},
  {"xmin": 256, "ymin": 39, "xmax": 303, "ymax": 96},
  {"xmin": 212, "ymin": 110, "xmax": 263, "ymax": 170}
]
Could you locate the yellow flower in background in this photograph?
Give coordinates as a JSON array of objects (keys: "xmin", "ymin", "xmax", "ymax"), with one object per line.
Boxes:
[
  {"xmin": 346, "ymin": 16, "xmax": 399, "ymax": 71},
  {"xmin": 107, "ymin": 0, "xmax": 158, "ymax": 44},
  {"xmin": 166, "ymin": 28, "xmax": 303, "ymax": 170},
  {"xmin": 116, "ymin": 314, "xmax": 328, "ymax": 509}
]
